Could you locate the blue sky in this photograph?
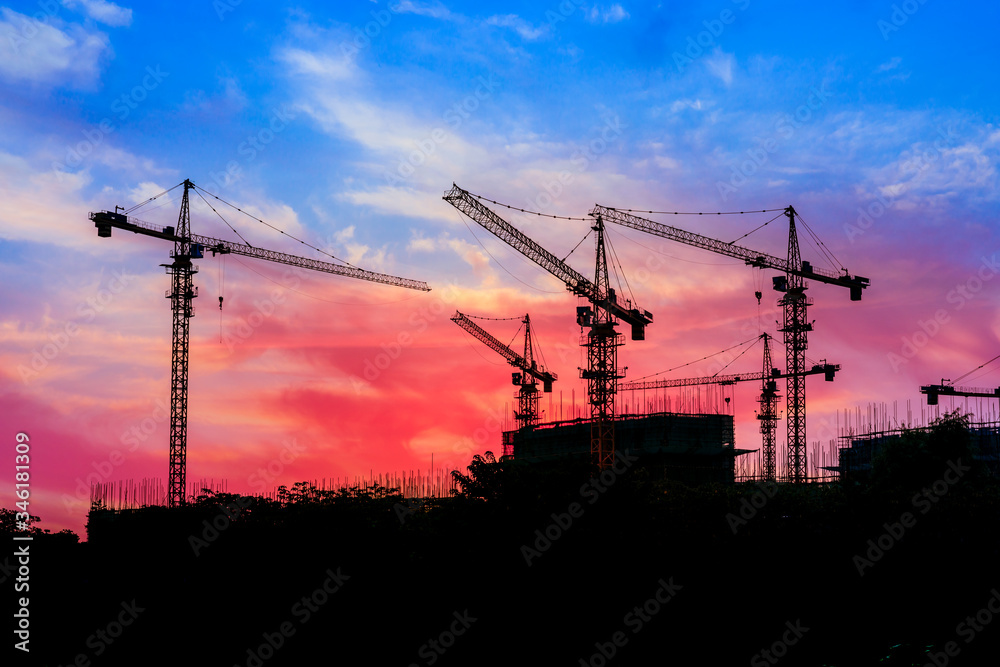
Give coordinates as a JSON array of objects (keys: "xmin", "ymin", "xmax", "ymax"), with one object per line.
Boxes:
[{"xmin": 2, "ymin": 0, "xmax": 1000, "ymax": 534}]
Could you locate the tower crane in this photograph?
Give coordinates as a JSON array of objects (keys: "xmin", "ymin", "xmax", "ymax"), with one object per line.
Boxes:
[
  {"xmin": 920, "ymin": 381, "xmax": 1000, "ymax": 405},
  {"xmin": 920, "ymin": 355, "xmax": 1000, "ymax": 408},
  {"xmin": 618, "ymin": 334, "xmax": 839, "ymax": 481},
  {"xmin": 90, "ymin": 179, "xmax": 431, "ymax": 506},
  {"xmin": 757, "ymin": 331, "xmax": 780, "ymax": 482},
  {"xmin": 444, "ymin": 185, "xmax": 653, "ymax": 469},
  {"xmin": 451, "ymin": 311, "xmax": 557, "ymax": 430},
  {"xmin": 591, "ymin": 204, "xmax": 869, "ymax": 482}
]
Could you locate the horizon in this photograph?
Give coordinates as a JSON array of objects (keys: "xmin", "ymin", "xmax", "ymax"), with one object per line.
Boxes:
[{"xmin": 2, "ymin": 0, "xmax": 999, "ymax": 538}]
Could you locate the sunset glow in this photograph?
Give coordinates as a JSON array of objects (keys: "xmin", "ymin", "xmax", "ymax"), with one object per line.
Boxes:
[{"xmin": 2, "ymin": 0, "xmax": 999, "ymax": 538}]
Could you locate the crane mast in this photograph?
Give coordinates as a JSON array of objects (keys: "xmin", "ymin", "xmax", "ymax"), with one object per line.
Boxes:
[
  {"xmin": 444, "ymin": 185, "xmax": 652, "ymax": 467},
  {"xmin": 592, "ymin": 204, "xmax": 867, "ymax": 482},
  {"xmin": 91, "ymin": 180, "xmax": 430, "ymax": 506},
  {"xmin": 165, "ymin": 180, "xmax": 197, "ymax": 507},
  {"xmin": 757, "ymin": 332, "xmax": 780, "ymax": 482},
  {"xmin": 585, "ymin": 215, "xmax": 623, "ymax": 469},
  {"xmin": 779, "ymin": 208, "xmax": 809, "ymax": 482},
  {"xmin": 517, "ymin": 313, "xmax": 545, "ymax": 427},
  {"xmin": 451, "ymin": 311, "xmax": 556, "ymax": 429}
]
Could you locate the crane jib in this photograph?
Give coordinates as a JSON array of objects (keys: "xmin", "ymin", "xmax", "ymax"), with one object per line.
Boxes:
[
  {"xmin": 443, "ymin": 186, "xmax": 653, "ymax": 337},
  {"xmin": 90, "ymin": 210, "xmax": 431, "ymax": 292},
  {"xmin": 590, "ymin": 205, "xmax": 869, "ymax": 300},
  {"xmin": 618, "ymin": 363, "xmax": 840, "ymax": 392},
  {"xmin": 451, "ymin": 311, "xmax": 557, "ymax": 388}
]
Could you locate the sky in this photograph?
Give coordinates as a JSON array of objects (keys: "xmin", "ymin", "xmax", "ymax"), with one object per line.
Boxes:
[{"xmin": 2, "ymin": 0, "xmax": 999, "ymax": 537}]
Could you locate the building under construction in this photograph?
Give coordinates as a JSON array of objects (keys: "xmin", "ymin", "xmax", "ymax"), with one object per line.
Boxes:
[
  {"xmin": 444, "ymin": 185, "xmax": 868, "ymax": 485},
  {"xmin": 502, "ymin": 411, "xmax": 749, "ymax": 484},
  {"xmin": 833, "ymin": 420, "xmax": 1000, "ymax": 483}
]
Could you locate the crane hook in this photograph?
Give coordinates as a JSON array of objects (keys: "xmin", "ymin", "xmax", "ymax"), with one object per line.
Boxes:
[
  {"xmin": 754, "ymin": 290, "xmax": 762, "ymax": 305},
  {"xmin": 219, "ymin": 296, "xmax": 224, "ymax": 310}
]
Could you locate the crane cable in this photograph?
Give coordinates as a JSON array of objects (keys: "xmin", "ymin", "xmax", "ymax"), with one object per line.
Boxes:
[
  {"xmin": 506, "ymin": 321, "xmax": 526, "ymax": 354},
  {"xmin": 729, "ymin": 211, "xmax": 785, "ymax": 245},
  {"xmin": 709, "ymin": 335, "xmax": 761, "ymax": 377},
  {"xmin": 602, "ymin": 206, "xmax": 785, "ymax": 215},
  {"xmin": 604, "ymin": 229, "xmax": 639, "ymax": 310},
  {"xmin": 465, "ymin": 191, "xmax": 591, "ymax": 220},
  {"xmin": 123, "ymin": 182, "xmax": 185, "ymax": 215},
  {"xmin": 753, "ymin": 266, "xmax": 764, "ymax": 332},
  {"xmin": 455, "ymin": 329, "xmax": 506, "ymax": 366},
  {"xmin": 951, "ymin": 352, "xmax": 1000, "ymax": 386},
  {"xmin": 194, "ymin": 189, "xmax": 253, "ymax": 248},
  {"xmin": 193, "ymin": 184, "xmax": 357, "ymax": 268},
  {"xmin": 453, "ymin": 210, "xmax": 563, "ymax": 295},
  {"xmin": 466, "ymin": 188, "xmax": 785, "ymax": 218},
  {"xmin": 218, "ymin": 253, "xmax": 226, "ymax": 343},
  {"xmin": 126, "ymin": 195, "xmax": 179, "ymax": 217},
  {"xmin": 120, "ymin": 180, "xmax": 422, "ymax": 307},
  {"xmin": 532, "ymin": 324, "xmax": 551, "ymax": 375},
  {"xmin": 561, "ymin": 228, "xmax": 593, "ymax": 263},
  {"xmin": 225, "ymin": 254, "xmax": 422, "ymax": 306},
  {"xmin": 465, "ymin": 314, "xmax": 522, "ymax": 321},
  {"xmin": 603, "ymin": 224, "xmax": 742, "ymax": 266},
  {"xmin": 631, "ymin": 335, "xmax": 761, "ymax": 382},
  {"xmin": 122, "ymin": 181, "xmax": 359, "ymax": 272},
  {"xmin": 603, "ymin": 228, "xmax": 627, "ymax": 300},
  {"xmin": 795, "ymin": 212, "xmax": 845, "ymax": 273}
]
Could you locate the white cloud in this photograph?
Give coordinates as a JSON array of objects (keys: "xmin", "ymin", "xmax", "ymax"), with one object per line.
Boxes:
[
  {"xmin": 278, "ymin": 48, "xmax": 355, "ymax": 81},
  {"xmin": 0, "ymin": 152, "xmax": 98, "ymax": 248},
  {"xmin": 407, "ymin": 232, "xmax": 490, "ymax": 272},
  {"xmin": 486, "ymin": 14, "xmax": 546, "ymax": 40},
  {"xmin": 586, "ymin": 4, "xmax": 630, "ymax": 24},
  {"xmin": 559, "ymin": 44, "xmax": 583, "ymax": 60},
  {"xmin": 876, "ymin": 57, "xmax": 902, "ymax": 73},
  {"xmin": 127, "ymin": 181, "xmax": 172, "ymax": 206},
  {"xmin": 195, "ymin": 197, "xmax": 311, "ymax": 248},
  {"xmin": 408, "ymin": 235, "xmax": 436, "ymax": 252},
  {"xmin": 0, "ymin": 9, "xmax": 110, "ymax": 87},
  {"xmin": 390, "ymin": 1, "xmax": 454, "ymax": 20},
  {"xmin": 334, "ymin": 226, "xmax": 356, "ymax": 244},
  {"xmin": 704, "ymin": 49, "xmax": 735, "ymax": 85},
  {"xmin": 670, "ymin": 99, "xmax": 704, "ymax": 112},
  {"xmin": 278, "ymin": 41, "xmax": 659, "ymax": 247},
  {"xmin": 180, "ymin": 74, "xmax": 249, "ymax": 115},
  {"xmin": 86, "ymin": 145, "xmax": 174, "ymax": 175},
  {"xmin": 315, "ymin": 224, "xmax": 383, "ymax": 266},
  {"xmin": 876, "ymin": 56, "xmax": 910, "ymax": 81},
  {"xmin": 300, "ymin": 91, "xmax": 440, "ymax": 155},
  {"xmin": 862, "ymin": 123, "xmax": 1000, "ymax": 207},
  {"xmin": 64, "ymin": 0, "xmax": 133, "ymax": 27},
  {"xmin": 344, "ymin": 186, "xmax": 461, "ymax": 223}
]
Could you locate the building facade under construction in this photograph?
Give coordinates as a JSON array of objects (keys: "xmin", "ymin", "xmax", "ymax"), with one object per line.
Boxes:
[
  {"xmin": 502, "ymin": 411, "xmax": 749, "ymax": 483},
  {"xmin": 833, "ymin": 420, "xmax": 1000, "ymax": 482}
]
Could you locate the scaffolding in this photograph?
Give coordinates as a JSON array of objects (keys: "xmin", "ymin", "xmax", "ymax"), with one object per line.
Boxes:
[{"xmin": 832, "ymin": 421, "xmax": 1000, "ymax": 482}]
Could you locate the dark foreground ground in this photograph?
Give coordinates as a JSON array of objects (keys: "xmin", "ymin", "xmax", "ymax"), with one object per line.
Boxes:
[{"xmin": 7, "ymin": 416, "xmax": 1000, "ymax": 666}]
